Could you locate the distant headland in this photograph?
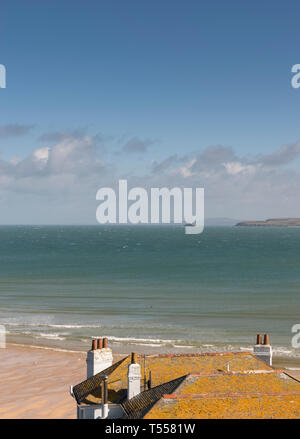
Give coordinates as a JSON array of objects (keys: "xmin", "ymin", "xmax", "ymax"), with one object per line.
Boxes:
[{"xmin": 236, "ymin": 218, "xmax": 300, "ymax": 227}]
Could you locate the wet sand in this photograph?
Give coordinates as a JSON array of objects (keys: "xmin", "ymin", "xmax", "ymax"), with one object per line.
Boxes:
[
  {"xmin": 0, "ymin": 343, "xmax": 299, "ymax": 419},
  {"xmin": 0, "ymin": 344, "xmax": 124, "ymax": 419}
]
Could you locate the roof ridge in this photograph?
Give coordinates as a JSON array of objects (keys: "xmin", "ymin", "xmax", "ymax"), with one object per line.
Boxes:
[{"xmin": 138, "ymin": 351, "xmax": 251, "ymax": 359}]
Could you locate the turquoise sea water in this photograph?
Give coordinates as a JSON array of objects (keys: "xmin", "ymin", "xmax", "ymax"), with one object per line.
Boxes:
[{"xmin": 0, "ymin": 225, "xmax": 300, "ymax": 359}]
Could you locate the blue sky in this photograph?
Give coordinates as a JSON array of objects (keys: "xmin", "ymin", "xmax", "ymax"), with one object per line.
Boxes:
[{"xmin": 1, "ymin": 1, "xmax": 300, "ymax": 223}]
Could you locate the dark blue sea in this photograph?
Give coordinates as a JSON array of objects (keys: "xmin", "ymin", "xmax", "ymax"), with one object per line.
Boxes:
[{"xmin": 0, "ymin": 225, "xmax": 299, "ymax": 362}]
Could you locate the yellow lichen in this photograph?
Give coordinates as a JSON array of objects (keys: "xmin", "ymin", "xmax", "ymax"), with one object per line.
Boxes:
[
  {"xmin": 145, "ymin": 395, "xmax": 300, "ymax": 419},
  {"xmin": 180, "ymin": 373, "xmax": 300, "ymax": 396}
]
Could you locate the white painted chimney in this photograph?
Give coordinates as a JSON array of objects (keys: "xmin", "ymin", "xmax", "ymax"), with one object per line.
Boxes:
[
  {"xmin": 102, "ymin": 375, "xmax": 109, "ymax": 419},
  {"xmin": 127, "ymin": 352, "xmax": 141, "ymax": 400},
  {"xmin": 253, "ymin": 333, "xmax": 272, "ymax": 366},
  {"xmin": 86, "ymin": 337, "xmax": 113, "ymax": 379}
]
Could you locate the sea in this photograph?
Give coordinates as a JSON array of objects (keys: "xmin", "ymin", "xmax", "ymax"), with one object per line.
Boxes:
[{"xmin": 1, "ymin": 225, "xmax": 300, "ymax": 365}]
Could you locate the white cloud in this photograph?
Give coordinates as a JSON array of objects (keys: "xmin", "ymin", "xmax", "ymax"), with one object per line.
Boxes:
[
  {"xmin": 33, "ymin": 147, "xmax": 50, "ymax": 168},
  {"xmin": 223, "ymin": 161, "xmax": 256, "ymax": 175},
  {"xmin": 1, "ymin": 135, "xmax": 300, "ymax": 223}
]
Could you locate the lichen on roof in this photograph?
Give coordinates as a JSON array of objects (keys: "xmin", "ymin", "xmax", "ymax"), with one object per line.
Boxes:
[
  {"xmin": 144, "ymin": 393, "xmax": 300, "ymax": 419},
  {"xmin": 143, "ymin": 370, "xmax": 300, "ymax": 419},
  {"xmin": 174, "ymin": 371, "xmax": 300, "ymax": 396},
  {"xmin": 72, "ymin": 351, "xmax": 271, "ymax": 405}
]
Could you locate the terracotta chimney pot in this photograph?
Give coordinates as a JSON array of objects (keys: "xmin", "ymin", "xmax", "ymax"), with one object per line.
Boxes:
[
  {"xmin": 92, "ymin": 339, "xmax": 97, "ymax": 351},
  {"xmin": 256, "ymin": 334, "xmax": 262, "ymax": 345}
]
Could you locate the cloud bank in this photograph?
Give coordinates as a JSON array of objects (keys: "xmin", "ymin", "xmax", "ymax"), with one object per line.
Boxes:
[{"xmin": 1, "ymin": 132, "xmax": 300, "ymax": 223}]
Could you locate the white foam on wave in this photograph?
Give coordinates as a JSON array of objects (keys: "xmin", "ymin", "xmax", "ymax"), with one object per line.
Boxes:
[
  {"xmin": 4, "ymin": 322, "xmax": 103, "ymax": 329},
  {"xmin": 46, "ymin": 324, "xmax": 102, "ymax": 329},
  {"xmin": 6, "ymin": 322, "xmax": 300, "ymax": 360},
  {"xmin": 37, "ymin": 333, "xmax": 66, "ymax": 341},
  {"xmin": 100, "ymin": 335, "xmax": 182, "ymax": 344},
  {"xmin": 130, "ymin": 342, "xmax": 164, "ymax": 347},
  {"xmin": 273, "ymin": 346, "xmax": 300, "ymax": 357}
]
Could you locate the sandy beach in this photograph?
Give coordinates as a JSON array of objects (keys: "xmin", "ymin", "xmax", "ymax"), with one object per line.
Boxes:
[{"xmin": 0, "ymin": 343, "xmax": 124, "ymax": 419}]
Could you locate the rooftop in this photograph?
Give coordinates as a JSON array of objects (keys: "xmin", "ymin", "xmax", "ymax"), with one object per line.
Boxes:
[
  {"xmin": 73, "ymin": 351, "xmax": 271, "ymax": 405},
  {"xmin": 144, "ymin": 370, "xmax": 300, "ymax": 419},
  {"xmin": 145, "ymin": 393, "xmax": 300, "ymax": 419},
  {"xmin": 72, "ymin": 350, "xmax": 300, "ymax": 418}
]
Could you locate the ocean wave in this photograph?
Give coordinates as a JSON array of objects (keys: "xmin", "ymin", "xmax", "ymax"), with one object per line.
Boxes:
[
  {"xmin": 3, "ymin": 322, "xmax": 103, "ymax": 329},
  {"xmin": 5, "ymin": 323, "xmax": 300, "ymax": 359},
  {"xmin": 36, "ymin": 333, "xmax": 66, "ymax": 341},
  {"xmin": 130, "ymin": 342, "xmax": 164, "ymax": 347},
  {"xmin": 99, "ymin": 335, "xmax": 183, "ymax": 344},
  {"xmin": 273, "ymin": 346, "xmax": 300, "ymax": 358}
]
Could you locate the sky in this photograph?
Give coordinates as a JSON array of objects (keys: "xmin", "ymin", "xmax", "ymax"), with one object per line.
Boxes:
[{"xmin": 1, "ymin": 0, "xmax": 300, "ymax": 223}]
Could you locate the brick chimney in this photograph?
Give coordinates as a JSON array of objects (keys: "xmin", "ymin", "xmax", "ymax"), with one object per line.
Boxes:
[
  {"xmin": 86, "ymin": 337, "xmax": 113, "ymax": 379},
  {"xmin": 253, "ymin": 333, "xmax": 272, "ymax": 366},
  {"xmin": 127, "ymin": 352, "xmax": 141, "ymax": 400}
]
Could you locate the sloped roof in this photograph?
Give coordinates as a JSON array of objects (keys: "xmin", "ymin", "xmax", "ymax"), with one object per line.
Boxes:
[
  {"xmin": 172, "ymin": 370, "xmax": 300, "ymax": 396},
  {"xmin": 72, "ymin": 351, "xmax": 271, "ymax": 405},
  {"xmin": 121, "ymin": 375, "xmax": 187, "ymax": 419},
  {"xmin": 144, "ymin": 371, "xmax": 300, "ymax": 419},
  {"xmin": 144, "ymin": 393, "xmax": 300, "ymax": 419},
  {"xmin": 72, "ymin": 357, "xmax": 127, "ymax": 404}
]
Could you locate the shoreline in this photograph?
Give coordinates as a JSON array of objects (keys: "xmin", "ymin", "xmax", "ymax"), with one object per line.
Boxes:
[{"xmin": 6, "ymin": 337, "xmax": 300, "ymax": 369}]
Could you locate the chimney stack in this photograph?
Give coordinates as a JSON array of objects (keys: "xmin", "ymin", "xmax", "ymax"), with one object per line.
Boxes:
[
  {"xmin": 86, "ymin": 337, "xmax": 113, "ymax": 379},
  {"xmin": 102, "ymin": 375, "xmax": 109, "ymax": 419},
  {"xmin": 253, "ymin": 333, "xmax": 272, "ymax": 366},
  {"xmin": 127, "ymin": 352, "xmax": 141, "ymax": 400}
]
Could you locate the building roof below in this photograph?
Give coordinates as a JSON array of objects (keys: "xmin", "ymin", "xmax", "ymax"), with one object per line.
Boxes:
[
  {"xmin": 144, "ymin": 393, "xmax": 300, "ymax": 419},
  {"xmin": 72, "ymin": 351, "xmax": 272, "ymax": 406}
]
